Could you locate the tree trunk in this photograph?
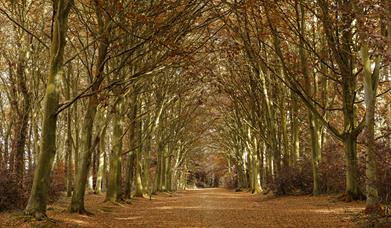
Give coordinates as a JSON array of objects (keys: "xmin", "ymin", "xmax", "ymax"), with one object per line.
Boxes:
[
  {"xmin": 32, "ymin": 116, "xmax": 39, "ymax": 168},
  {"xmin": 280, "ymin": 88, "xmax": 289, "ymax": 169},
  {"xmin": 167, "ymin": 155, "xmax": 173, "ymax": 192},
  {"xmin": 156, "ymin": 142, "xmax": 163, "ymax": 191},
  {"xmin": 64, "ymin": 70, "xmax": 73, "ymax": 197},
  {"xmin": 65, "ymin": 106, "xmax": 73, "ymax": 197},
  {"xmin": 8, "ymin": 39, "xmax": 30, "ymax": 187},
  {"xmin": 143, "ymin": 138, "xmax": 151, "ymax": 194},
  {"xmin": 343, "ymin": 133, "xmax": 361, "ymax": 200},
  {"xmin": 296, "ymin": 1, "xmax": 322, "ymax": 196},
  {"xmin": 361, "ymin": 44, "xmax": 381, "ymax": 213},
  {"xmin": 73, "ymin": 87, "xmax": 79, "ymax": 175},
  {"xmin": 97, "ymin": 126, "xmax": 107, "ymax": 193},
  {"xmin": 134, "ymin": 115, "xmax": 144, "ymax": 197},
  {"xmin": 135, "ymin": 158, "xmax": 144, "ymax": 196},
  {"xmin": 341, "ymin": 78, "xmax": 363, "ymax": 200},
  {"xmin": 252, "ymin": 147, "xmax": 262, "ymax": 193},
  {"xmin": 124, "ymin": 152, "xmax": 135, "ymax": 198},
  {"xmin": 70, "ymin": 96, "xmax": 99, "ymax": 213},
  {"xmin": 106, "ymin": 97, "xmax": 124, "ymax": 202},
  {"xmin": 92, "ymin": 135, "xmax": 100, "ymax": 194},
  {"xmin": 290, "ymin": 94, "xmax": 300, "ymax": 164},
  {"xmin": 124, "ymin": 91, "xmax": 137, "ymax": 198},
  {"xmin": 310, "ymin": 116, "xmax": 322, "ymax": 195},
  {"xmin": 25, "ymin": 0, "xmax": 73, "ymax": 219},
  {"xmin": 69, "ymin": 4, "xmax": 109, "ymax": 211}
]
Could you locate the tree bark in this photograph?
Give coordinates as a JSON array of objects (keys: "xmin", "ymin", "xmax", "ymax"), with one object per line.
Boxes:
[
  {"xmin": 70, "ymin": 95, "xmax": 100, "ymax": 213},
  {"xmin": 70, "ymin": 2, "xmax": 109, "ymax": 212},
  {"xmin": 124, "ymin": 90, "xmax": 138, "ymax": 198},
  {"xmin": 64, "ymin": 70, "xmax": 73, "ymax": 197},
  {"xmin": 106, "ymin": 97, "xmax": 124, "ymax": 202},
  {"xmin": 25, "ymin": 0, "xmax": 73, "ymax": 219},
  {"xmin": 361, "ymin": 44, "xmax": 381, "ymax": 213}
]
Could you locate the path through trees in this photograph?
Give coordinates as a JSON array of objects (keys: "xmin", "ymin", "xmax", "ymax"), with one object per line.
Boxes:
[
  {"xmin": 0, "ymin": 0, "xmax": 390, "ymax": 227},
  {"xmin": 0, "ymin": 188, "xmax": 366, "ymax": 227}
]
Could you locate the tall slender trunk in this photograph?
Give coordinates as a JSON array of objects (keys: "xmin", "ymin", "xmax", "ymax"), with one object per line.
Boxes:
[
  {"xmin": 296, "ymin": 1, "xmax": 322, "ymax": 195},
  {"xmin": 97, "ymin": 126, "xmax": 107, "ymax": 193},
  {"xmin": 156, "ymin": 142, "xmax": 163, "ymax": 191},
  {"xmin": 3, "ymin": 119, "xmax": 12, "ymax": 170},
  {"xmin": 135, "ymin": 158, "xmax": 144, "ymax": 196},
  {"xmin": 166, "ymin": 155, "xmax": 173, "ymax": 192},
  {"xmin": 70, "ymin": 95, "xmax": 99, "ymax": 213},
  {"xmin": 247, "ymin": 148, "xmax": 254, "ymax": 191},
  {"xmin": 64, "ymin": 70, "xmax": 73, "ymax": 197},
  {"xmin": 32, "ymin": 115, "xmax": 39, "ymax": 167},
  {"xmin": 124, "ymin": 90, "xmax": 138, "ymax": 198},
  {"xmin": 342, "ymin": 73, "xmax": 362, "ymax": 200},
  {"xmin": 252, "ymin": 141, "xmax": 262, "ymax": 193},
  {"xmin": 106, "ymin": 97, "xmax": 124, "ymax": 202},
  {"xmin": 280, "ymin": 87, "xmax": 289, "ymax": 169},
  {"xmin": 91, "ymin": 135, "xmax": 100, "ymax": 194},
  {"xmin": 143, "ymin": 133, "xmax": 151, "ymax": 194},
  {"xmin": 310, "ymin": 116, "xmax": 322, "ymax": 195},
  {"xmin": 27, "ymin": 124, "xmax": 33, "ymax": 173},
  {"xmin": 318, "ymin": 0, "xmax": 364, "ymax": 199},
  {"xmin": 25, "ymin": 0, "xmax": 73, "ymax": 219},
  {"xmin": 134, "ymin": 112, "xmax": 144, "ymax": 197},
  {"xmin": 70, "ymin": 6, "xmax": 109, "ymax": 211},
  {"xmin": 73, "ymin": 99, "xmax": 79, "ymax": 175},
  {"xmin": 259, "ymin": 70, "xmax": 278, "ymax": 178},
  {"xmin": 290, "ymin": 93, "xmax": 300, "ymax": 164},
  {"xmin": 65, "ymin": 104, "xmax": 73, "ymax": 197},
  {"xmin": 141, "ymin": 102, "xmax": 151, "ymax": 194},
  {"xmin": 361, "ymin": 43, "xmax": 381, "ymax": 212},
  {"xmin": 161, "ymin": 151, "xmax": 167, "ymax": 191}
]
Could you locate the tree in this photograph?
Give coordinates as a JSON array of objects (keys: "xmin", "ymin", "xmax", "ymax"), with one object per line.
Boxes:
[{"xmin": 25, "ymin": 0, "xmax": 73, "ymax": 219}]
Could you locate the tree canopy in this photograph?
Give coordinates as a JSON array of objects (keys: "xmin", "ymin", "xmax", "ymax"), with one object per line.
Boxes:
[{"xmin": 0, "ymin": 0, "xmax": 390, "ymax": 224}]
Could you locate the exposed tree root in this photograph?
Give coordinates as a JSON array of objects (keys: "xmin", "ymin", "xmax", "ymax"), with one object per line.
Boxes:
[
  {"xmin": 24, "ymin": 210, "xmax": 47, "ymax": 221},
  {"xmin": 22, "ymin": 211, "xmax": 60, "ymax": 225},
  {"xmin": 69, "ymin": 207, "xmax": 94, "ymax": 216}
]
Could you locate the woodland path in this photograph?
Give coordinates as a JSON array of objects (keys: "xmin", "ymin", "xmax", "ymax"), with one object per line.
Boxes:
[{"xmin": 1, "ymin": 188, "xmax": 365, "ymax": 228}]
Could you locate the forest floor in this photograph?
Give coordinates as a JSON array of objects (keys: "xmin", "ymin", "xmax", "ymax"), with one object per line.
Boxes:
[{"xmin": 0, "ymin": 188, "xmax": 388, "ymax": 228}]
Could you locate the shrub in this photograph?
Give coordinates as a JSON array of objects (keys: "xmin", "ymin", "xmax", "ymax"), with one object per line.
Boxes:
[
  {"xmin": 0, "ymin": 169, "xmax": 27, "ymax": 211},
  {"xmin": 375, "ymin": 141, "xmax": 391, "ymax": 204},
  {"xmin": 268, "ymin": 158, "xmax": 313, "ymax": 196},
  {"xmin": 319, "ymin": 142, "xmax": 346, "ymax": 193},
  {"xmin": 0, "ymin": 163, "xmax": 65, "ymax": 212}
]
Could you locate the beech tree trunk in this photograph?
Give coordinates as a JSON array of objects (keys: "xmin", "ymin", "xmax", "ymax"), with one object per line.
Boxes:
[
  {"xmin": 70, "ymin": 2, "xmax": 109, "ymax": 212},
  {"xmin": 64, "ymin": 70, "xmax": 73, "ymax": 197},
  {"xmin": 70, "ymin": 95, "xmax": 100, "ymax": 213},
  {"xmin": 361, "ymin": 43, "xmax": 381, "ymax": 213},
  {"xmin": 106, "ymin": 97, "xmax": 124, "ymax": 202},
  {"xmin": 25, "ymin": 0, "xmax": 73, "ymax": 219},
  {"xmin": 124, "ymin": 89, "xmax": 138, "ymax": 198}
]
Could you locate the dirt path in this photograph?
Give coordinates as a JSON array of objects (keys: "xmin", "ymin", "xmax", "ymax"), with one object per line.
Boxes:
[{"xmin": 0, "ymin": 188, "xmax": 365, "ymax": 227}]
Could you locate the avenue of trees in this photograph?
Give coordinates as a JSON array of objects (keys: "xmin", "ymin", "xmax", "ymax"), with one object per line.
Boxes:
[
  {"xmin": 0, "ymin": 0, "xmax": 389, "ymax": 220},
  {"xmin": 213, "ymin": 0, "xmax": 391, "ymax": 214}
]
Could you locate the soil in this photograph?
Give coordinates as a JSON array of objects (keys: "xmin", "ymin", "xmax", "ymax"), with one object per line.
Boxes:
[{"xmin": 0, "ymin": 188, "xmax": 370, "ymax": 227}]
